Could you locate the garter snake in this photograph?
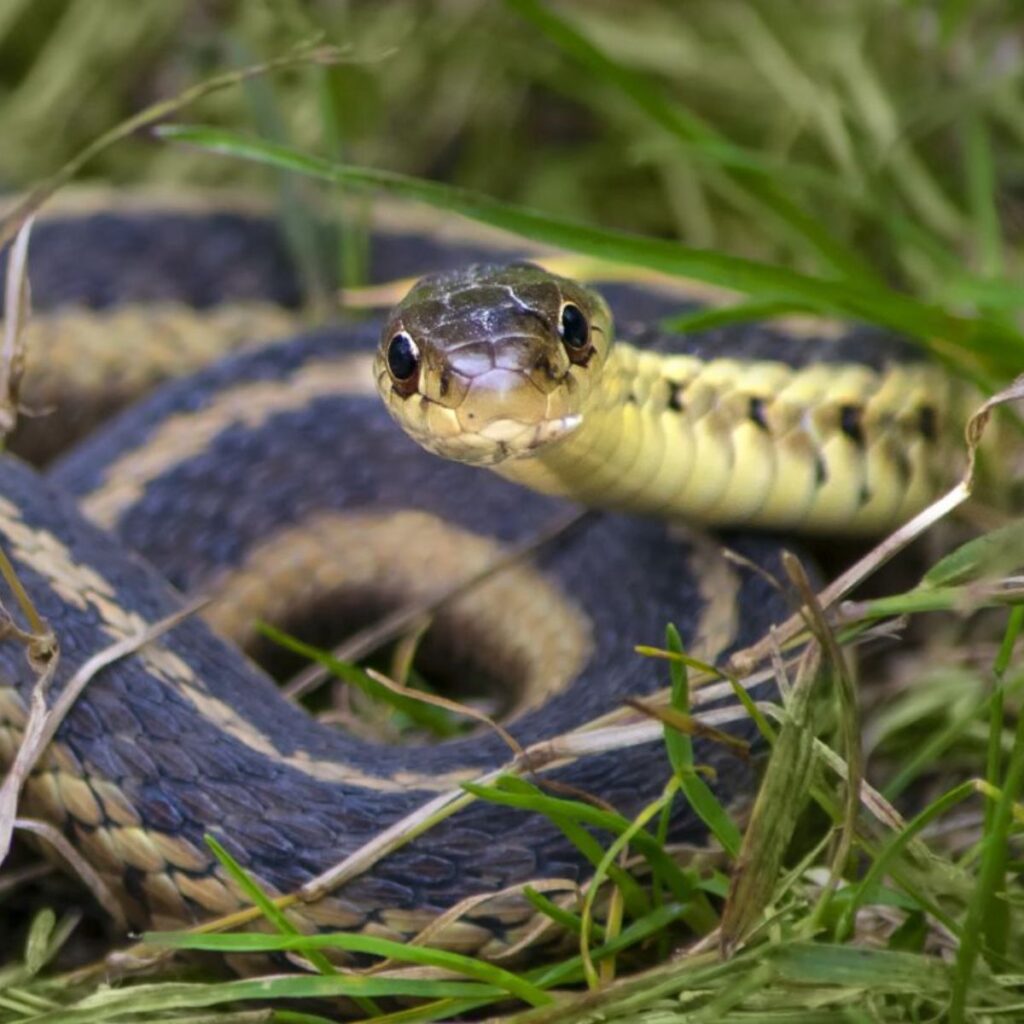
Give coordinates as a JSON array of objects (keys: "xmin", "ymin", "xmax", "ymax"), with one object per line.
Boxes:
[
  {"xmin": 0, "ymin": 193, "xmax": 980, "ymax": 958},
  {"xmin": 375, "ymin": 262, "xmax": 969, "ymax": 533}
]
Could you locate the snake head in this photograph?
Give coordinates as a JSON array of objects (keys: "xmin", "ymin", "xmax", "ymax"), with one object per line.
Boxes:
[{"xmin": 374, "ymin": 263, "xmax": 612, "ymax": 466}]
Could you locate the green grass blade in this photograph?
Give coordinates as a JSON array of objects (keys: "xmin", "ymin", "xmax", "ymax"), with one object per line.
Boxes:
[
  {"xmin": 662, "ymin": 625, "xmax": 743, "ymax": 857},
  {"xmin": 528, "ymin": 902, "xmax": 688, "ymax": 989},
  {"xmin": 258, "ymin": 623, "xmax": 459, "ymax": 735},
  {"xmin": 343, "ymin": 998, "xmax": 488, "ymax": 1024},
  {"xmin": 504, "ymin": 0, "xmax": 878, "ymax": 281},
  {"xmin": 461, "ymin": 780, "xmax": 650, "ymax": 917},
  {"xmin": 721, "ymin": 651, "xmax": 819, "ymax": 953},
  {"xmin": 523, "ymin": 886, "xmax": 600, "ymax": 941},
  {"xmin": 22, "ymin": 976, "xmax": 505, "ymax": 1024},
  {"xmin": 951, "ymin": 619, "xmax": 1024, "ymax": 1020},
  {"xmin": 663, "ymin": 624, "xmax": 692, "ymax": 775},
  {"xmin": 204, "ymin": 835, "xmax": 340, "ymax": 981},
  {"xmin": 921, "ymin": 521, "xmax": 1024, "ymax": 589},
  {"xmin": 143, "ymin": 931, "xmax": 553, "ymax": 1008},
  {"xmin": 963, "ymin": 109, "xmax": 1003, "ymax": 279},
  {"xmin": 578, "ymin": 780, "xmax": 679, "ymax": 987},
  {"xmin": 464, "ymin": 775, "xmax": 695, "ymax": 906},
  {"xmin": 836, "ymin": 780, "xmax": 976, "ymax": 942},
  {"xmin": 661, "ymin": 298, "xmax": 822, "ymax": 334},
  {"xmin": 156, "ymin": 124, "xmax": 1024, "ymax": 373},
  {"xmin": 767, "ymin": 941, "xmax": 952, "ymax": 989}
]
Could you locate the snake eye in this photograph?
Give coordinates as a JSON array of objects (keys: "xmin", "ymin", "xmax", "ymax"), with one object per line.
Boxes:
[
  {"xmin": 387, "ymin": 331, "xmax": 420, "ymax": 386},
  {"xmin": 558, "ymin": 303, "xmax": 589, "ymax": 350}
]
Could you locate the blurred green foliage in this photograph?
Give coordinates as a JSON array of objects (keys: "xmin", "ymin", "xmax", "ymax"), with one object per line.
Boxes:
[{"xmin": 2, "ymin": 0, "xmax": 1024, "ymax": 285}]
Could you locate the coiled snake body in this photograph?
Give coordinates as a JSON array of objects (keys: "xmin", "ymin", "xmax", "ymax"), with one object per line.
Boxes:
[{"xmin": 0, "ymin": 195, "xmax": 973, "ymax": 956}]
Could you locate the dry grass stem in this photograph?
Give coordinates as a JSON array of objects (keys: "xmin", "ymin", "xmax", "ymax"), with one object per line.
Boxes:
[
  {"xmin": 0, "ymin": 214, "xmax": 33, "ymax": 440},
  {"xmin": 298, "ymin": 699, "xmax": 757, "ymax": 906},
  {"xmin": 623, "ymin": 696, "xmax": 750, "ymax": 760},
  {"xmin": 0, "ymin": 857, "xmax": 53, "ymax": 896},
  {"xmin": 782, "ymin": 554, "xmax": 862, "ymax": 914},
  {"xmin": 376, "ymin": 878, "xmax": 578, "ymax": 973},
  {"xmin": 14, "ymin": 817, "xmax": 125, "ymax": 927},
  {"xmin": 363, "ymin": 666, "xmax": 525, "ymax": 757},
  {"xmin": 0, "ymin": 651, "xmax": 60, "ymax": 866},
  {"xmin": 0, "ymin": 597, "xmax": 208, "ymax": 867}
]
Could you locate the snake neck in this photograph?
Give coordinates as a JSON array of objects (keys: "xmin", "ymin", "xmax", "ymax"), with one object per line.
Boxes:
[{"xmin": 494, "ymin": 340, "xmax": 971, "ymax": 534}]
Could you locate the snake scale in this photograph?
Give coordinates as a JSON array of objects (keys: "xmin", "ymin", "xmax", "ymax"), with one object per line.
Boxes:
[{"xmin": 0, "ymin": 192, "xmax": 974, "ymax": 959}]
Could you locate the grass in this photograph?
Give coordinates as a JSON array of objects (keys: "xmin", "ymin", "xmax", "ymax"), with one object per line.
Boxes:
[{"xmin": 1, "ymin": 1, "xmax": 1024, "ymax": 1021}]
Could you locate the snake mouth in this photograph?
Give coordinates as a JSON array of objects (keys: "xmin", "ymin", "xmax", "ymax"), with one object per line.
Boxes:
[
  {"xmin": 390, "ymin": 399, "xmax": 583, "ymax": 467},
  {"xmin": 374, "ymin": 350, "xmax": 587, "ymax": 466},
  {"xmin": 473, "ymin": 412, "xmax": 584, "ymax": 460}
]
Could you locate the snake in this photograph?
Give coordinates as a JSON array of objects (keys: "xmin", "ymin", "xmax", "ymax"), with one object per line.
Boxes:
[{"xmin": 0, "ymin": 192, "xmax": 976, "ymax": 960}]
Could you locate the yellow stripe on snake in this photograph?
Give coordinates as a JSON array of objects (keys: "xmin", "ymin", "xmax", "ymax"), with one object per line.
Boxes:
[{"xmin": 0, "ymin": 195, "xmax": 985, "ymax": 959}]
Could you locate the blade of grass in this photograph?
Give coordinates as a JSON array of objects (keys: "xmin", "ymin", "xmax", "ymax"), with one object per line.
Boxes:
[
  {"xmin": 155, "ymin": 125, "xmax": 1024, "ymax": 373},
  {"xmin": 663, "ymin": 624, "xmax": 691, "ymax": 776},
  {"xmin": 767, "ymin": 941, "xmax": 953, "ymax": 989},
  {"xmin": 522, "ymin": 886, "xmax": 599, "ymax": 941},
  {"xmin": 836, "ymin": 779, "xmax": 977, "ymax": 942},
  {"xmin": 504, "ymin": 0, "xmax": 878, "ymax": 282},
  {"xmin": 661, "ymin": 298, "xmax": 823, "ymax": 334},
  {"xmin": 465, "ymin": 775, "xmax": 699, "ymax": 909},
  {"xmin": 527, "ymin": 902, "xmax": 689, "ymax": 990},
  {"xmin": 231, "ymin": 36, "xmax": 336, "ymax": 314},
  {"xmin": 951, "ymin": 697, "xmax": 1024, "ymax": 1020},
  {"xmin": 578, "ymin": 779, "xmax": 679, "ymax": 988},
  {"xmin": 921, "ymin": 520, "xmax": 1024, "ymax": 588},
  {"xmin": 984, "ymin": 604, "xmax": 1023, "ymax": 954},
  {"xmin": 260, "ymin": 624, "xmax": 459, "ymax": 736},
  {"xmin": 205, "ymin": 835, "xmax": 378, "ymax": 1016},
  {"xmin": 205, "ymin": 836, "xmax": 335, "ymax": 976},
  {"xmin": 661, "ymin": 624, "xmax": 743, "ymax": 857},
  {"xmin": 23, "ymin": 975, "xmax": 505, "ymax": 1024},
  {"xmin": 145, "ymin": 930, "xmax": 553, "ymax": 1008},
  {"xmin": 963, "ymin": 108, "xmax": 1003, "ymax": 279},
  {"xmin": 720, "ymin": 645, "xmax": 820, "ymax": 955},
  {"xmin": 785, "ymin": 554, "xmax": 861, "ymax": 933},
  {"xmin": 461, "ymin": 779, "xmax": 650, "ymax": 918}
]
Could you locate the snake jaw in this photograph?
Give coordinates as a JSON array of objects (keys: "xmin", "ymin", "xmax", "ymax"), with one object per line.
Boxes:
[
  {"xmin": 479, "ymin": 411, "xmax": 583, "ymax": 455},
  {"xmin": 376, "ymin": 379, "xmax": 584, "ymax": 466},
  {"xmin": 534, "ymin": 411, "xmax": 583, "ymax": 445}
]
